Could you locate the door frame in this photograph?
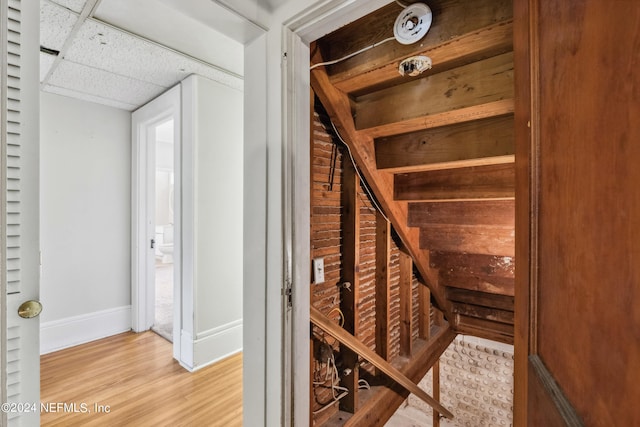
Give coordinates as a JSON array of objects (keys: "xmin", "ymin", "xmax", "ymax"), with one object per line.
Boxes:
[
  {"xmin": 131, "ymin": 84, "xmax": 183, "ymax": 361},
  {"xmin": 280, "ymin": 0, "xmax": 402, "ymax": 423}
]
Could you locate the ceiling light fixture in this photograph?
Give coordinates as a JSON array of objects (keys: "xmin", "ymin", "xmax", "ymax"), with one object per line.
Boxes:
[{"xmin": 393, "ymin": 2, "xmax": 433, "ymax": 45}]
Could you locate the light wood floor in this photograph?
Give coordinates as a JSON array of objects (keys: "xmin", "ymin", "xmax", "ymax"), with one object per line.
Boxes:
[{"xmin": 40, "ymin": 331, "xmax": 242, "ymax": 426}]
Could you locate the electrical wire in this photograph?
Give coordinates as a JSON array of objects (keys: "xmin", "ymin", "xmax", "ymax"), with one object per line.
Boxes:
[
  {"xmin": 328, "ymin": 307, "xmax": 345, "ymax": 327},
  {"xmin": 330, "ymin": 121, "xmax": 390, "ymax": 222},
  {"xmin": 312, "ymin": 351, "xmax": 350, "ymax": 415},
  {"xmin": 309, "ymin": 0, "xmax": 410, "ymax": 71},
  {"xmin": 310, "ymin": 37, "xmax": 396, "ymax": 70},
  {"xmin": 358, "ymin": 378, "xmax": 371, "ymax": 390}
]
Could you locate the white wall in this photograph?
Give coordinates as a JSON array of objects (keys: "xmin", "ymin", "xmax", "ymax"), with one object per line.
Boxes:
[
  {"xmin": 40, "ymin": 92, "xmax": 132, "ymax": 353},
  {"xmin": 180, "ymin": 75, "xmax": 243, "ymax": 370}
]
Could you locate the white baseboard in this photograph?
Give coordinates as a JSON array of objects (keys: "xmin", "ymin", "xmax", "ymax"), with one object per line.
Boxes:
[
  {"xmin": 179, "ymin": 319, "xmax": 242, "ymax": 372},
  {"xmin": 40, "ymin": 306, "xmax": 132, "ymax": 355}
]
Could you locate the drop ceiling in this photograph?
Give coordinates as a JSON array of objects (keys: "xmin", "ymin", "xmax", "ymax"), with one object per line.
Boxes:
[{"xmin": 40, "ymin": 0, "xmax": 250, "ymax": 111}]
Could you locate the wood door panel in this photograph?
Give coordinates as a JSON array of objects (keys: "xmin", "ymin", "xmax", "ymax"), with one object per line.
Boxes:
[
  {"xmin": 516, "ymin": 0, "xmax": 640, "ymax": 424},
  {"xmin": 528, "ymin": 356, "xmax": 582, "ymax": 427}
]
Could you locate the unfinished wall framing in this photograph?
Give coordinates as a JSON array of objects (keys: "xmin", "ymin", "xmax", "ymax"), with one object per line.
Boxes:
[{"xmin": 309, "ymin": 0, "xmax": 515, "ymax": 424}]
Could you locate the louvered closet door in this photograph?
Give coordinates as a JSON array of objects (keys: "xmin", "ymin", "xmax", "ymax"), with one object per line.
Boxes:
[{"xmin": 2, "ymin": 0, "xmax": 40, "ymax": 425}]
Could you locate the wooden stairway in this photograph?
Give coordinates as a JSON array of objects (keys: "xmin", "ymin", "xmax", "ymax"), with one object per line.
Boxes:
[{"xmin": 310, "ymin": 0, "xmax": 515, "ymax": 344}]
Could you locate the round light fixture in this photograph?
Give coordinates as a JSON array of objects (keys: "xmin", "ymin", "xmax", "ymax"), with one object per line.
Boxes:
[{"xmin": 393, "ymin": 3, "xmax": 433, "ymax": 45}]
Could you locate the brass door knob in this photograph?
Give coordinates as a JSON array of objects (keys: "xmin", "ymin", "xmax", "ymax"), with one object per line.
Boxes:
[{"xmin": 18, "ymin": 300, "xmax": 42, "ymax": 319}]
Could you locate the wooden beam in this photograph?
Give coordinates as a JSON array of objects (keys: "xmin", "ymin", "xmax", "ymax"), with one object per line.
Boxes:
[
  {"xmin": 455, "ymin": 314, "xmax": 514, "ymax": 344},
  {"xmin": 418, "ymin": 284, "xmax": 431, "ymax": 340},
  {"xmin": 375, "ymin": 114, "xmax": 514, "ymax": 172},
  {"xmin": 451, "ymin": 302, "xmax": 514, "ymax": 325},
  {"xmin": 430, "ymin": 252, "xmax": 515, "ymax": 278},
  {"xmin": 374, "ymin": 212, "xmax": 391, "ymax": 360},
  {"xmin": 399, "ymin": 251, "xmax": 413, "ymax": 357},
  {"xmin": 343, "ymin": 327, "xmax": 457, "ymax": 426},
  {"xmin": 334, "ymin": 21, "xmax": 514, "ymax": 95},
  {"xmin": 320, "ymin": 0, "xmax": 513, "ymax": 88},
  {"xmin": 433, "ymin": 360, "xmax": 441, "ymax": 427},
  {"xmin": 380, "ymin": 155, "xmax": 515, "ymax": 175},
  {"xmin": 340, "ymin": 158, "xmax": 360, "ymax": 413},
  {"xmin": 441, "ymin": 273, "xmax": 515, "ymax": 297},
  {"xmin": 446, "ymin": 287, "xmax": 514, "ymax": 312},
  {"xmin": 355, "ymin": 52, "xmax": 514, "ymax": 130},
  {"xmin": 311, "ymin": 51, "xmax": 454, "ymax": 322},
  {"xmin": 408, "ymin": 200, "xmax": 515, "ymax": 228},
  {"xmin": 394, "ymin": 163, "xmax": 516, "ymax": 201},
  {"xmin": 363, "ymin": 99, "xmax": 515, "ymax": 139},
  {"xmin": 419, "ymin": 224, "xmax": 515, "ymax": 257},
  {"xmin": 311, "ymin": 306, "xmax": 455, "ymax": 420}
]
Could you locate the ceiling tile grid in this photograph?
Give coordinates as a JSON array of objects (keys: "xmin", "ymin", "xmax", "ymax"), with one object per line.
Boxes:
[
  {"xmin": 47, "ymin": 0, "xmax": 88, "ymax": 14},
  {"xmin": 47, "ymin": 59, "xmax": 167, "ymax": 109},
  {"xmin": 43, "ymin": 85, "xmax": 138, "ymax": 111},
  {"xmin": 64, "ymin": 20, "xmax": 242, "ymax": 90},
  {"xmin": 40, "ymin": 0, "xmax": 243, "ymax": 110}
]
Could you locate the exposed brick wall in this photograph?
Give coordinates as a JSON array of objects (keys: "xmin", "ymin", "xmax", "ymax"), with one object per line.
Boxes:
[
  {"xmin": 311, "ymin": 108, "xmax": 425, "ymax": 422},
  {"xmin": 311, "ymin": 111, "xmax": 344, "ymax": 416}
]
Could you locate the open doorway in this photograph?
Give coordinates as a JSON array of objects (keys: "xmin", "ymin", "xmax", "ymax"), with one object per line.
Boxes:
[
  {"xmin": 131, "ymin": 84, "xmax": 182, "ymax": 360},
  {"xmin": 151, "ymin": 118, "xmax": 175, "ymax": 342}
]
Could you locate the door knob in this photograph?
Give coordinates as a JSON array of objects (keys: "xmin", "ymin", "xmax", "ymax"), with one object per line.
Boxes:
[{"xmin": 18, "ymin": 300, "xmax": 42, "ymax": 319}]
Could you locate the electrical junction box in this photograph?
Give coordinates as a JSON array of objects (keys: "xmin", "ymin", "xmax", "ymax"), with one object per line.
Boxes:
[{"xmin": 313, "ymin": 257, "xmax": 325, "ymax": 284}]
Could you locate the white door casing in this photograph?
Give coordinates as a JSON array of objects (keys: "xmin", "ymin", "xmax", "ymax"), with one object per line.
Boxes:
[
  {"xmin": 1, "ymin": 0, "xmax": 40, "ymax": 425},
  {"xmin": 278, "ymin": 0, "xmax": 395, "ymax": 424},
  {"xmin": 131, "ymin": 85, "xmax": 183, "ymax": 361}
]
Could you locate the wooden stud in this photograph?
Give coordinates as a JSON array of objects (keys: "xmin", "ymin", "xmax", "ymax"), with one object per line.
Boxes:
[
  {"xmin": 418, "ymin": 284, "xmax": 431, "ymax": 340},
  {"xmin": 374, "ymin": 212, "xmax": 391, "ymax": 361},
  {"xmin": 340, "ymin": 158, "xmax": 360, "ymax": 413},
  {"xmin": 375, "ymin": 115, "xmax": 514, "ymax": 172},
  {"xmin": 399, "ymin": 250, "xmax": 413, "ymax": 357},
  {"xmin": 310, "ymin": 306, "xmax": 455, "ymax": 419},
  {"xmin": 433, "ymin": 360, "xmax": 441, "ymax": 427}
]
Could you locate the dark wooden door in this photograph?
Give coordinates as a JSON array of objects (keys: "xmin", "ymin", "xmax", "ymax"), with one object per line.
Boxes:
[{"xmin": 514, "ymin": 1, "xmax": 640, "ymax": 425}]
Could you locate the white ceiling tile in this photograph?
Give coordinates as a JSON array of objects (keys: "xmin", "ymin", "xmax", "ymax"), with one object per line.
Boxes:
[
  {"xmin": 65, "ymin": 20, "xmax": 242, "ymax": 91},
  {"xmin": 48, "ymin": 0, "xmax": 87, "ymax": 14},
  {"xmin": 40, "ymin": 1, "xmax": 77, "ymax": 51},
  {"xmin": 43, "ymin": 84, "xmax": 138, "ymax": 111},
  {"xmin": 40, "ymin": 52, "xmax": 57, "ymax": 82},
  {"xmin": 95, "ymin": 0, "xmax": 244, "ymax": 74},
  {"xmin": 47, "ymin": 59, "xmax": 167, "ymax": 108}
]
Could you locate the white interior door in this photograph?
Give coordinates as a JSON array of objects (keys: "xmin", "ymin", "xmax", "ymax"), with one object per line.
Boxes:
[
  {"xmin": 131, "ymin": 85, "xmax": 182, "ymax": 360},
  {"xmin": 1, "ymin": 0, "xmax": 40, "ymax": 425}
]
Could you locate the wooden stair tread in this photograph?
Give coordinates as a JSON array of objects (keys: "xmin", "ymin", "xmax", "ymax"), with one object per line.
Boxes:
[
  {"xmin": 407, "ymin": 200, "xmax": 515, "ymax": 227},
  {"xmin": 394, "ymin": 163, "xmax": 515, "ymax": 201}
]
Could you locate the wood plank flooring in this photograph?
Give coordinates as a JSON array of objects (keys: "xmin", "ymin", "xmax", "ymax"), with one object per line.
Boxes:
[{"xmin": 40, "ymin": 331, "xmax": 242, "ymax": 426}]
